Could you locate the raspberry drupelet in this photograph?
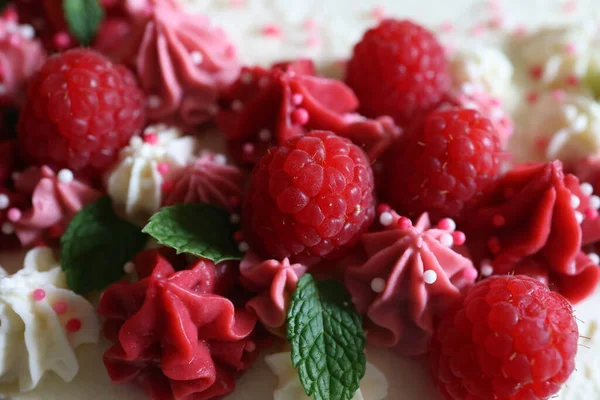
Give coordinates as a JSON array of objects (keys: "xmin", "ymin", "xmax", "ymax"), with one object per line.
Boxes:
[
  {"xmin": 430, "ymin": 275, "xmax": 578, "ymax": 400},
  {"xmin": 345, "ymin": 19, "xmax": 450, "ymax": 128},
  {"xmin": 382, "ymin": 108, "xmax": 502, "ymax": 221},
  {"xmin": 242, "ymin": 130, "xmax": 376, "ymax": 265},
  {"xmin": 18, "ymin": 48, "xmax": 145, "ymax": 177}
]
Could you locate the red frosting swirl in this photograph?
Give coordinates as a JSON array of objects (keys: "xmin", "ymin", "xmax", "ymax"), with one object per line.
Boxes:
[
  {"xmin": 10, "ymin": 166, "xmax": 102, "ymax": 246},
  {"xmin": 163, "ymin": 152, "xmax": 245, "ymax": 211},
  {"xmin": 344, "ymin": 212, "xmax": 477, "ymax": 355},
  {"xmin": 98, "ymin": 249, "xmax": 258, "ymax": 400},
  {"xmin": 239, "ymin": 250, "xmax": 307, "ymax": 334},
  {"xmin": 465, "ymin": 161, "xmax": 600, "ymax": 303},
  {"xmin": 127, "ymin": 1, "xmax": 239, "ymax": 128},
  {"xmin": 216, "ymin": 60, "xmax": 401, "ymax": 167}
]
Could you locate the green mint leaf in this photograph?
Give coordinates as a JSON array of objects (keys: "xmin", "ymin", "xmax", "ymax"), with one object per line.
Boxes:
[
  {"xmin": 61, "ymin": 196, "xmax": 147, "ymax": 294},
  {"xmin": 63, "ymin": 0, "xmax": 104, "ymax": 46},
  {"xmin": 142, "ymin": 203, "xmax": 242, "ymax": 264},
  {"xmin": 287, "ymin": 274, "xmax": 367, "ymax": 400}
]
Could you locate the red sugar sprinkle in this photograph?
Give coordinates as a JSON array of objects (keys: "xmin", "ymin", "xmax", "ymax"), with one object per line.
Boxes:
[
  {"xmin": 32, "ymin": 289, "xmax": 46, "ymax": 301},
  {"xmin": 452, "ymin": 231, "xmax": 466, "ymax": 246},
  {"xmin": 529, "ymin": 65, "xmax": 543, "ymax": 80},
  {"xmin": 157, "ymin": 162, "xmax": 170, "ymax": 175},
  {"xmin": 566, "ymin": 74, "xmax": 579, "ymax": 86},
  {"xmin": 291, "ymin": 108, "xmax": 309, "ymax": 125},
  {"xmin": 261, "ymin": 24, "xmax": 282, "ymax": 37},
  {"xmin": 397, "ymin": 216, "xmax": 412, "ymax": 229},
  {"xmin": 526, "ymin": 92, "xmax": 539, "ymax": 104},
  {"xmin": 377, "ymin": 203, "xmax": 392, "ymax": 214},
  {"xmin": 66, "ymin": 318, "xmax": 82, "ymax": 333},
  {"xmin": 52, "ymin": 301, "xmax": 68, "ymax": 315},
  {"xmin": 53, "ymin": 32, "xmax": 72, "ymax": 50},
  {"xmin": 143, "ymin": 133, "xmax": 158, "ymax": 144}
]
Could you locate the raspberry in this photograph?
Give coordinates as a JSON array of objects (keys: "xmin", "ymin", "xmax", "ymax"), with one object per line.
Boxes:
[
  {"xmin": 381, "ymin": 108, "xmax": 502, "ymax": 221},
  {"xmin": 345, "ymin": 19, "xmax": 450, "ymax": 128},
  {"xmin": 242, "ymin": 131, "xmax": 376, "ymax": 265},
  {"xmin": 18, "ymin": 49, "xmax": 145, "ymax": 176},
  {"xmin": 430, "ymin": 275, "xmax": 578, "ymax": 400}
]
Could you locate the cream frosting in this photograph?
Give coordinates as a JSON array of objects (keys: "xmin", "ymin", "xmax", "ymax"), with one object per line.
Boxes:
[
  {"xmin": 449, "ymin": 47, "xmax": 514, "ymax": 100},
  {"xmin": 516, "ymin": 92, "xmax": 600, "ymax": 164},
  {"xmin": 0, "ymin": 18, "xmax": 45, "ymax": 107},
  {"xmin": 265, "ymin": 352, "xmax": 388, "ymax": 400},
  {"xmin": 0, "ymin": 247, "xmax": 99, "ymax": 393},
  {"xmin": 129, "ymin": 0, "xmax": 239, "ymax": 127},
  {"xmin": 104, "ymin": 125, "xmax": 198, "ymax": 225}
]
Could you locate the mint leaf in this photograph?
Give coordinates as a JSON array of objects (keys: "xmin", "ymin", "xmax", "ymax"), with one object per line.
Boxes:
[
  {"xmin": 63, "ymin": 0, "xmax": 104, "ymax": 45},
  {"xmin": 61, "ymin": 196, "xmax": 147, "ymax": 294},
  {"xmin": 142, "ymin": 203, "xmax": 242, "ymax": 263},
  {"xmin": 287, "ymin": 274, "xmax": 367, "ymax": 400}
]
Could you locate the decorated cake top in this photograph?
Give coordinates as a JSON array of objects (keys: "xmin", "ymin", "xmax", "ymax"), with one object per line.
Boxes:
[{"xmin": 0, "ymin": 1, "xmax": 599, "ymax": 400}]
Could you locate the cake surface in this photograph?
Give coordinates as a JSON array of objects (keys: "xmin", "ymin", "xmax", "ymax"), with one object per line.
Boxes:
[{"xmin": 2, "ymin": 0, "xmax": 600, "ymax": 399}]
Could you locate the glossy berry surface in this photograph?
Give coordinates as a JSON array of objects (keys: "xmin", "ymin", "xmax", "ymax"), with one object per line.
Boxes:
[
  {"xmin": 345, "ymin": 19, "xmax": 450, "ymax": 128},
  {"xmin": 382, "ymin": 108, "xmax": 502, "ymax": 221},
  {"xmin": 430, "ymin": 275, "xmax": 578, "ymax": 400},
  {"xmin": 18, "ymin": 49, "xmax": 145, "ymax": 175},
  {"xmin": 243, "ymin": 130, "xmax": 376, "ymax": 265}
]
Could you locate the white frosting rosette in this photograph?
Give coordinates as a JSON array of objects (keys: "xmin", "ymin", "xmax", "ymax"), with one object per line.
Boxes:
[
  {"xmin": 104, "ymin": 125, "xmax": 198, "ymax": 225},
  {"xmin": 265, "ymin": 352, "xmax": 388, "ymax": 400},
  {"xmin": 0, "ymin": 248, "xmax": 99, "ymax": 393},
  {"xmin": 515, "ymin": 92, "xmax": 600, "ymax": 163},
  {"xmin": 450, "ymin": 47, "xmax": 514, "ymax": 99},
  {"xmin": 515, "ymin": 23, "xmax": 599, "ymax": 88}
]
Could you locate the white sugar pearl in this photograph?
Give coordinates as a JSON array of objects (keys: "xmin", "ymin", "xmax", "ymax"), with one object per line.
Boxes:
[
  {"xmin": 423, "ymin": 270, "xmax": 438, "ymax": 284},
  {"xmin": 590, "ymin": 195, "xmax": 600, "ymax": 210},
  {"xmin": 379, "ymin": 211, "xmax": 393, "ymax": 226},
  {"xmin": 0, "ymin": 194, "xmax": 9, "ymax": 210},
  {"xmin": 258, "ymin": 129, "xmax": 271, "ymax": 141},
  {"xmin": 57, "ymin": 169, "xmax": 74, "ymax": 183},
  {"xmin": 231, "ymin": 100, "xmax": 244, "ymax": 112},
  {"xmin": 19, "ymin": 24, "xmax": 35, "ymax": 40},
  {"xmin": 147, "ymin": 95, "xmax": 162, "ymax": 109},
  {"xmin": 480, "ymin": 261, "xmax": 494, "ymax": 277},
  {"xmin": 123, "ymin": 262, "xmax": 136, "ymax": 274},
  {"xmin": 238, "ymin": 241, "xmax": 249, "ymax": 252},
  {"xmin": 570, "ymin": 194, "xmax": 581, "ymax": 209},
  {"xmin": 213, "ymin": 154, "xmax": 227, "ymax": 165},
  {"xmin": 580, "ymin": 182, "xmax": 594, "ymax": 196},
  {"xmin": 190, "ymin": 51, "xmax": 203, "ymax": 65},
  {"xmin": 444, "ymin": 218, "xmax": 457, "ymax": 232},
  {"xmin": 370, "ymin": 278, "xmax": 386, "ymax": 293},
  {"xmin": 230, "ymin": 213, "xmax": 240, "ymax": 224},
  {"xmin": 575, "ymin": 211, "xmax": 584, "ymax": 224},
  {"xmin": 1, "ymin": 222, "xmax": 14, "ymax": 235},
  {"xmin": 588, "ymin": 253, "xmax": 600, "ymax": 265},
  {"xmin": 439, "ymin": 233, "xmax": 454, "ymax": 247},
  {"xmin": 240, "ymin": 72, "xmax": 254, "ymax": 84}
]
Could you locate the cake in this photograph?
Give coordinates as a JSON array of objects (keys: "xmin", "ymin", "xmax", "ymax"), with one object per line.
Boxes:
[{"xmin": 1, "ymin": 0, "xmax": 600, "ymax": 400}]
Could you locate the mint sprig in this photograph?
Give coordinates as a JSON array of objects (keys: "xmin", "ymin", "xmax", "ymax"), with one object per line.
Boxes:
[
  {"xmin": 61, "ymin": 196, "xmax": 147, "ymax": 294},
  {"xmin": 287, "ymin": 274, "xmax": 367, "ymax": 400},
  {"xmin": 142, "ymin": 203, "xmax": 243, "ymax": 264},
  {"xmin": 63, "ymin": 0, "xmax": 104, "ymax": 46}
]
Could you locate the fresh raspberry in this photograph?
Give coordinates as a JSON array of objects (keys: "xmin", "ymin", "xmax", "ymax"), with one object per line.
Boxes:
[
  {"xmin": 18, "ymin": 48, "xmax": 145, "ymax": 176},
  {"xmin": 381, "ymin": 108, "xmax": 502, "ymax": 221},
  {"xmin": 243, "ymin": 131, "xmax": 376, "ymax": 265},
  {"xmin": 345, "ymin": 19, "xmax": 450, "ymax": 128},
  {"xmin": 430, "ymin": 275, "xmax": 578, "ymax": 400}
]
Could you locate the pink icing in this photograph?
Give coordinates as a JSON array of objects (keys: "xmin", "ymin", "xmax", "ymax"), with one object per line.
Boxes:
[
  {"xmin": 127, "ymin": 1, "xmax": 239, "ymax": 127},
  {"xmin": 163, "ymin": 153, "xmax": 245, "ymax": 210},
  {"xmin": 344, "ymin": 211, "xmax": 477, "ymax": 355},
  {"xmin": 0, "ymin": 17, "xmax": 46, "ymax": 107},
  {"xmin": 11, "ymin": 166, "xmax": 102, "ymax": 246},
  {"xmin": 239, "ymin": 250, "xmax": 307, "ymax": 333}
]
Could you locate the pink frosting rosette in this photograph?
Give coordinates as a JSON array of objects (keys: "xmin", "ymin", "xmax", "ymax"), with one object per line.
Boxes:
[
  {"xmin": 0, "ymin": 16, "xmax": 46, "ymax": 107},
  {"xmin": 128, "ymin": 0, "xmax": 239, "ymax": 127},
  {"xmin": 239, "ymin": 251, "xmax": 307, "ymax": 334},
  {"xmin": 344, "ymin": 211, "xmax": 477, "ymax": 356},
  {"xmin": 9, "ymin": 166, "xmax": 102, "ymax": 246},
  {"xmin": 163, "ymin": 152, "xmax": 245, "ymax": 211}
]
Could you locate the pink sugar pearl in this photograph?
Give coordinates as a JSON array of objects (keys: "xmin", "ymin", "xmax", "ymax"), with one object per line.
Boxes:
[{"xmin": 32, "ymin": 289, "xmax": 46, "ymax": 301}]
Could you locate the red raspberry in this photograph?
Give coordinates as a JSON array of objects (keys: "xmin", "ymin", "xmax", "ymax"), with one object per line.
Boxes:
[
  {"xmin": 430, "ymin": 275, "xmax": 578, "ymax": 400},
  {"xmin": 243, "ymin": 131, "xmax": 376, "ymax": 265},
  {"xmin": 381, "ymin": 108, "xmax": 502, "ymax": 221},
  {"xmin": 18, "ymin": 48, "xmax": 145, "ymax": 176},
  {"xmin": 345, "ymin": 19, "xmax": 450, "ymax": 128}
]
